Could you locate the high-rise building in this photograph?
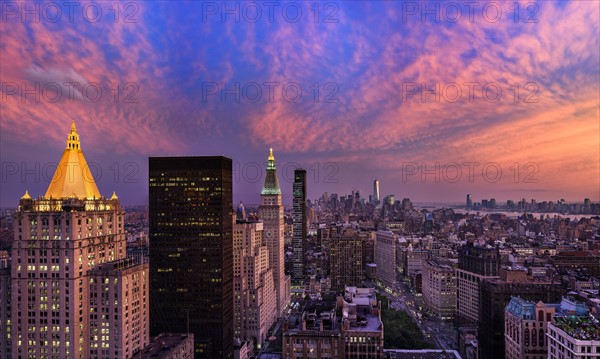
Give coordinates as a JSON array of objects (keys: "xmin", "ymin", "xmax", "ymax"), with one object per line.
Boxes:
[
  {"xmin": 329, "ymin": 227, "xmax": 363, "ymax": 290},
  {"xmin": 466, "ymin": 194, "xmax": 473, "ymax": 209},
  {"xmin": 375, "ymin": 231, "xmax": 397, "ymax": 292},
  {"xmin": 317, "ymin": 226, "xmax": 331, "ymax": 276},
  {"xmin": 258, "ymin": 149, "xmax": 291, "ymax": 317},
  {"xmin": 11, "ymin": 122, "xmax": 149, "ymax": 359},
  {"xmin": 232, "ymin": 220, "xmax": 277, "ymax": 349},
  {"xmin": 292, "ymin": 168, "xmax": 307, "ymax": 283},
  {"xmin": 373, "ymin": 180, "xmax": 380, "ymax": 205},
  {"xmin": 422, "ymin": 259, "xmax": 457, "ymax": 320},
  {"xmin": 149, "ymin": 156, "xmax": 233, "ymax": 358},
  {"xmin": 456, "ymin": 244, "xmax": 500, "ymax": 324}
]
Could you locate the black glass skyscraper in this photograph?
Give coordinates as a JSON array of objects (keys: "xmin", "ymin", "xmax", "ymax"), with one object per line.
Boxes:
[
  {"xmin": 149, "ymin": 157, "xmax": 233, "ymax": 359},
  {"xmin": 292, "ymin": 169, "xmax": 307, "ymax": 283}
]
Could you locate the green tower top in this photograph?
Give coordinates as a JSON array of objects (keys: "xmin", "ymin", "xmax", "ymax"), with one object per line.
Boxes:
[{"xmin": 261, "ymin": 148, "xmax": 281, "ymax": 195}]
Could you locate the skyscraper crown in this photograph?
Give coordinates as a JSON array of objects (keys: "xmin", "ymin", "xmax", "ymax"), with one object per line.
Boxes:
[
  {"xmin": 261, "ymin": 148, "xmax": 281, "ymax": 195},
  {"xmin": 44, "ymin": 121, "xmax": 102, "ymax": 199}
]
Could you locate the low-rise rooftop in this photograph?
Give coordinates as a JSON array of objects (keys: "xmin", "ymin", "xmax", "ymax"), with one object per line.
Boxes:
[
  {"xmin": 139, "ymin": 333, "xmax": 193, "ymax": 359},
  {"xmin": 553, "ymin": 316, "xmax": 600, "ymax": 341}
]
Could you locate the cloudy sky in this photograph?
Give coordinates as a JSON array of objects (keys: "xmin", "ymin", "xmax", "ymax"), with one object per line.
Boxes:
[{"xmin": 1, "ymin": 0, "xmax": 598, "ymax": 207}]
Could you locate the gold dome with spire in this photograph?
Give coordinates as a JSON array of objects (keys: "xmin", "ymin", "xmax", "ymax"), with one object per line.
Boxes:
[{"xmin": 44, "ymin": 121, "xmax": 101, "ymax": 200}]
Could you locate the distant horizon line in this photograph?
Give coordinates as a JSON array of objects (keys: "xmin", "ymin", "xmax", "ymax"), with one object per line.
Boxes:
[{"xmin": 2, "ymin": 199, "xmax": 598, "ymax": 210}]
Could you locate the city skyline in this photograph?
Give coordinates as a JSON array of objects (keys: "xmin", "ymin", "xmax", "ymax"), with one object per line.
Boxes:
[
  {"xmin": 4, "ymin": 134, "xmax": 597, "ymax": 208},
  {"xmin": 1, "ymin": 125, "xmax": 597, "ymax": 207},
  {"xmin": 2, "ymin": 2, "xmax": 600, "ymax": 359},
  {"xmin": 1, "ymin": 1, "xmax": 599, "ymax": 206}
]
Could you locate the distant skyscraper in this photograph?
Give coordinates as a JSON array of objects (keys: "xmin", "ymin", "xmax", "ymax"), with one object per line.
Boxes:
[
  {"xmin": 12, "ymin": 122, "xmax": 149, "ymax": 359},
  {"xmin": 236, "ymin": 201, "xmax": 246, "ymax": 220},
  {"xmin": 584, "ymin": 198, "xmax": 591, "ymax": 211},
  {"xmin": 292, "ymin": 168, "xmax": 307, "ymax": 283},
  {"xmin": 466, "ymin": 194, "xmax": 473, "ymax": 209},
  {"xmin": 149, "ymin": 156, "xmax": 233, "ymax": 358},
  {"xmin": 373, "ymin": 180, "xmax": 380, "ymax": 204},
  {"xmin": 258, "ymin": 149, "xmax": 291, "ymax": 316}
]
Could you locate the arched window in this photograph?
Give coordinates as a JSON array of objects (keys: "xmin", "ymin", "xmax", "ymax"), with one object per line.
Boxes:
[
  {"xmin": 539, "ymin": 310, "xmax": 544, "ymax": 321},
  {"xmin": 532, "ymin": 328, "xmax": 537, "ymax": 347},
  {"xmin": 524, "ymin": 328, "xmax": 530, "ymax": 347},
  {"xmin": 539, "ymin": 329, "xmax": 544, "ymax": 347}
]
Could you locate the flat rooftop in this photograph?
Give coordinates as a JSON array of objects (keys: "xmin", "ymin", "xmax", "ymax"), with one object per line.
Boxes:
[
  {"xmin": 346, "ymin": 312, "xmax": 383, "ymax": 332},
  {"xmin": 384, "ymin": 349, "xmax": 462, "ymax": 359}
]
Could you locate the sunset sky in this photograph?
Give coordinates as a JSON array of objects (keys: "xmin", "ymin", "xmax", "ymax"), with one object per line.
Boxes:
[{"xmin": 1, "ymin": 1, "xmax": 599, "ymax": 207}]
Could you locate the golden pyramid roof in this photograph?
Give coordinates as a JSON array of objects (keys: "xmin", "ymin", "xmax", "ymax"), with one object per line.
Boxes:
[{"xmin": 44, "ymin": 121, "xmax": 101, "ymax": 200}]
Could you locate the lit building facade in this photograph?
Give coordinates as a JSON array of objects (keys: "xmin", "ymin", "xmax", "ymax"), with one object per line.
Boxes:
[
  {"xmin": 258, "ymin": 149, "xmax": 291, "ymax": 317},
  {"xmin": 422, "ymin": 259, "xmax": 456, "ymax": 320},
  {"xmin": 232, "ymin": 220, "xmax": 277, "ymax": 349},
  {"xmin": 11, "ymin": 122, "xmax": 149, "ymax": 359},
  {"xmin": 88, "ymin": 259, "xmax": 149, "ymax": 358},
  {"xmin": 149, "ymin": 156, "xmax": 233, "ymax": 358}
]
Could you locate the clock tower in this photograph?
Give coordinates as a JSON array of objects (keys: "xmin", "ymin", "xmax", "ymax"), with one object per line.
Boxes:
[{"xmin": 258, "ymin": 148, "xmax": 291, "ymax": 317}]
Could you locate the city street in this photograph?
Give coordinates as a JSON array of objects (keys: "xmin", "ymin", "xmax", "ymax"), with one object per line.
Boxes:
[{"xmin": 383, "ymin": 282, "xmax": 457, "ymax": 351}]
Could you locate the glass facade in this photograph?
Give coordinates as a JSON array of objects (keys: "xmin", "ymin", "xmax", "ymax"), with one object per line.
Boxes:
[{"xmin": 149, "ymin": 157, "xmax": 233, "ymax": 359}]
